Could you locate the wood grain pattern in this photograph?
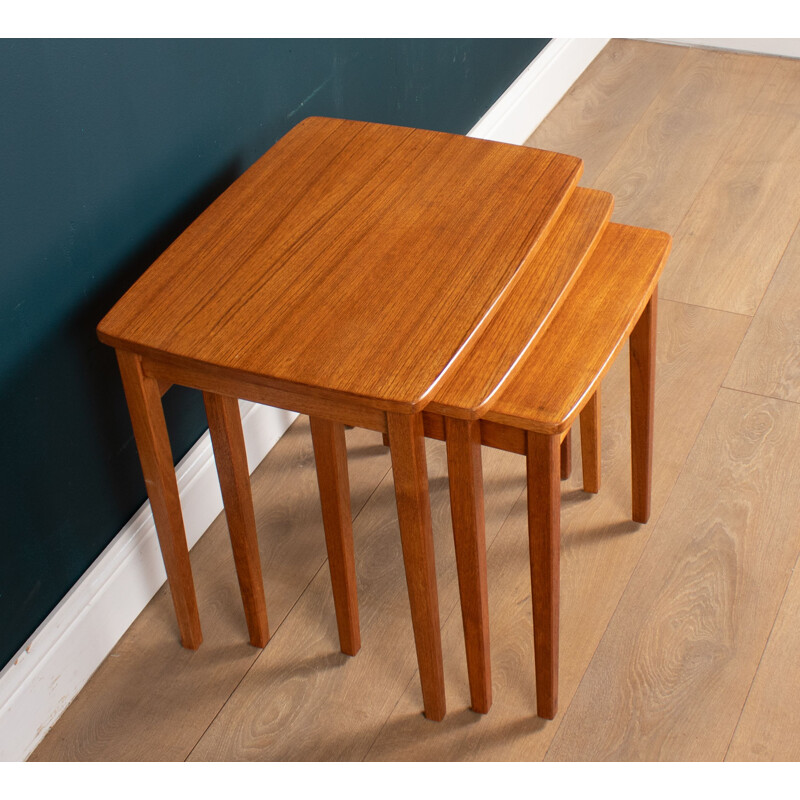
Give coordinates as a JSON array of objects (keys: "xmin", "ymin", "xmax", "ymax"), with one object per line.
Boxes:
[
  {"xmin": 445, "ymin": 417, "xmax": 491, "ymax": 714},
  {"xmin": 98, "ymin": 117, "xmax": 582, "ymax": 413},
  {"xmin": 659, "ymin": 59, "xmax": 800, "ymax": 314},
  {"xmin": 485, "ymin": 224, "xmax": 670, "ymax": 434},
  {"xmin": 365, "ymin": 301, "xmax": 750, "ymax": 761},
  {"xmin": 426, "ymin": 187, "xmax": 612, "ymax": 418},
  {"xmin": 595, "ymin": 48, "xmax": 775, "ymax": 232},
  {"xmin": 309, "ymin": 417, "xmax": 361, "ymax": 656},
  {"xmin": 526, "ymin": 39, "xmax": 688, "ymax": 186},
  {"xmin": 116, "ymin": 349, "xmax": 202, "ymax": 650},
  {"xmin": 546, "ymin": 390, "xmax": 800, "ymax": 761},
  {"xmin": 204, "ymin": 392, "xmax": 269, "ymax": 647},
  {"xmin": 723, "ymin": 219, "xmax": 800, "ymax": 403},
  {"xmin": 726, "ymin": 558, "xmax": 800, "ymax": 760},
  {"xmin": 387, "ymin": 412, "xmax": 446, "ymax": 721},
  {"xmin": 143, "ymin": 355, "xmax": 389, "ymax": 433},
  {"xmin": 527, "ymin": 432, "xmax": 561, "ymax": 719}
]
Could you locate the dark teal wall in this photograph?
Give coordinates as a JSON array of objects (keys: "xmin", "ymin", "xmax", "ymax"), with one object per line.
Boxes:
[{"xmin": 0, "ymin": 38, "xmax": 549, "ymax": 669}]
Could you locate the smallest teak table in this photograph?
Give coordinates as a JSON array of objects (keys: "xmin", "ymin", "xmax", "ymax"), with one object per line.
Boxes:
[{"xmin": 97, "ymin": 116, "xmax": 585, "ymax": 721}]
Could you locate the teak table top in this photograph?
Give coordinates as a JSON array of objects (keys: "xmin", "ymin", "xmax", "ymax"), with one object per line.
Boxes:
[
  {"xmin": 425, "ymin": 186, "xmax": 613, "ymax": 419},
  {"xmin": 97, "ymin": 116, "xmax": 583, "ymax": 413}
]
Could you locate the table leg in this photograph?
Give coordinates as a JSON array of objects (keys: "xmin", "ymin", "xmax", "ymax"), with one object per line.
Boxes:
[
  {"xmin": 116, "ymin": 350, "xmax": 202, "ymax": 649},
  {"xmin": 445, "ymin": 417, "xmax": 491, "ymax": 714},
  {"xmin": 387, "ymin": 411, "xmax": 446, "ymax": 721},
  {"xmin": 580, "ymin": 388, "xmax": 601, "ymax": 494},
  {"xmin": 560, "ymin": 429, "xmax": 572, "ymax": 480},
  {"xmin": 203, "ymin": 392, "xmax": 269, "ymax": 648},
  {"xmin": 309, "ymin": 417, "xmax": 361, "ymax": 656},
  {"xmin": 526, "ymin": 430, "xmax": 560, "ymax": 719},
  {"xmin": 630, "ymin": 287, "xmax": 658, "ymax": 524}
]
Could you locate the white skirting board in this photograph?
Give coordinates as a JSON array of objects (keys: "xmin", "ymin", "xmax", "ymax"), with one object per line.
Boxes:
[{"xmin": 0, "ymin": 36, "xmax": 609, "ymax": 762}]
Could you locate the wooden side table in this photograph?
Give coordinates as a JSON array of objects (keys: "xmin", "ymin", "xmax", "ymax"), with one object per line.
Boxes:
[{"xmin": 97, "ymin": 117, "xmax": 584, "ymax": 721}]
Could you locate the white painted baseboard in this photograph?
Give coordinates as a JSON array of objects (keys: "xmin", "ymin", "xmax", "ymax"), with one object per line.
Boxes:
[
  {"xmin": 0, "ymin": 36, "xmax": 609, "ymax": 762},
  {"xmin": 0, "ymin": 400, "xmax": 297, "ymax": 762},
  {"xmin": 469, "ymin": 38, "xmax": 609, "ymax": 144}
]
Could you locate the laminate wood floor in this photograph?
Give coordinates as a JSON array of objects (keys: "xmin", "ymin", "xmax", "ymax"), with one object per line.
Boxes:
[{"xmin": 31, "ymin": 39, "xmax": 800, "ymax": 761}]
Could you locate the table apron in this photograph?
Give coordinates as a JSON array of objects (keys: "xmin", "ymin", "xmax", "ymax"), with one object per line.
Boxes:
[{"xmin": 141, "ymin": 355, "xmax": 388, "ymax": 433}]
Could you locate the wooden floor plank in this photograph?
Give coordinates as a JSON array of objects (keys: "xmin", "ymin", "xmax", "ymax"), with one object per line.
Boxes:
[
  {"xmin": 594, "ymin": 48, "xmax": 775, "ymax": 233},
  {"xmin": 726, "ymin": 556, "xmax": 800, "ymax": 761},
  {"xmin": 545, "ymin": 389, "xmax": 800, "ymax": 761},
  {"xmin": 364, "ymin": 301, "xmax": 749, "ymax": 761},
  {"xmin": 659, "ymin": 58, "xmax": 800, "ymax": 314},
  {"xmin": 723, "ymin": 220, "xmax": 800, "ymax": 402},
  {"xmin": 525, "ymin": 39, "xmax": 687, "ymax": 186},
  {"xmin": 29, "ymin": 421, "xmax": 392, "ymax": 761}
]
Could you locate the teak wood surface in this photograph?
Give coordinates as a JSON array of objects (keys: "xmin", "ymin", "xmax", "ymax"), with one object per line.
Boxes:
[
  {"xmin": 98, "ymin": 116, "xmax": 583, "ymax": 413},
  {"xmin": 484, "ymin": 223, "xmax": 671, "ymax": 434},
  {"xmin": 416, "ymin": 223, "xmax": 669, "ymax": 719},
  {"xmin": 426, "ymin": 187, "xmax": 613, "ymax": 418}
]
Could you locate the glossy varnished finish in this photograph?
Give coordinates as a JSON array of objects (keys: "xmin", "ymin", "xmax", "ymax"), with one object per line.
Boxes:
[
  {"xmin": 203, "ymin": 392, "xmax": 269, "ymax": 647},
  {"xmin": 485, "ymin": 223, "xmax": 671, "ymax": 434},
  {"xmin": 98, "ymin": 116, "xmax": 583, "ymax": 413},
  {"xmin": 426, "ymin": 188, "xmax": 612, "ymax": 418},
  {"xmin": 432, "ymin": 224, "xmax": 669, "ymax": 720}
]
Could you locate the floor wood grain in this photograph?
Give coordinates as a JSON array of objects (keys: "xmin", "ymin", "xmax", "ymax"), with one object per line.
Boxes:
[
  {"xmin": 723, "ymin": 220, "xmax": 800, "ymax": 402},
  {"xmin": 726, "ymin": 554, "xmax": 800, "ymax": 761},
  {"xmin": 594, "ymin": 47, "xmax": 775, "ymax": 232},
  {"xmin": 545, "ymin": 390, "xmax": 800, "ymax": 761},
  {"xmin": 30, "ymin": 422, "xmax": 392, "ymax": 761},
  {"xmin": 525, "ymin": 39, "xmax": 687, "ymax": 187},
  {"xmin": 31, "ymin": 39, "xmax": 800, "ymax": 761},
  {"xmin": 364, "ymin": 301, "xmax": 749, "ymax": 761},
  {"xmin": 659, "ymin": 60, "xmax": 800, "ymax": 314}
]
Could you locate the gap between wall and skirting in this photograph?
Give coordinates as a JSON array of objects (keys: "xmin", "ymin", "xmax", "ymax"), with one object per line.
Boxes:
[{"xmin": 0, "ymin": 37, "xmax": 610, "ymax": 762}]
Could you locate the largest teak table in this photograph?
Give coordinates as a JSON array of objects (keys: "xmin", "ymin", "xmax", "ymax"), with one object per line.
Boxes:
[{"xmin": 97, "ymin": 116, "xmax": 587, "ymax": 721}]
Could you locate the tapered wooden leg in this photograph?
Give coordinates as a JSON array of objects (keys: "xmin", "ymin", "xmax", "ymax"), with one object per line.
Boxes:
[
  {"xmin": 204, "ymin": 392, "xmax": 269, "ymax": 648},
  {"xmin": 445, "ymin": 417, "xmax": 491, "ymax": 714},
  {"xmin": 526, "ymin": 431, "xmax": 560, "ymax": 719},
  {"xmin": 560, "ymin": 429, "xmax": 572, "ymax": 480},
  {"xmin": 388, "ymin": 412, "xmax": 446, "ymax": 721},
  {"xmin": 116, "ymin": 350, "xmax": 202, "ymax": 649},
  {"xmin": 630, "ymin": 287, "xmax": 658, "ymax": 524},
  {"xmin": 382, "ymin": 432, "xmax": 390, "ymax": 447},
  {"xmin": 580, "ymin": 388, "xmax": 601, "ymax": 494},
  {"xmin": 309, "ymin": 417, "xmax": 361, "ymax": 656}
]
